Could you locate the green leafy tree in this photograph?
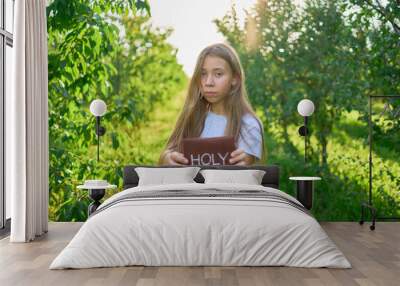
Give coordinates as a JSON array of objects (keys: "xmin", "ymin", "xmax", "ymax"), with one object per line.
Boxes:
[
  {"xmin": 290, "ymin": 0, "xmax": 366, "ymax": 164},
  {"xmin": 216, "ymin": 0, "xmax": 400, "ymax": 219},
  {"xmin": 217, "ymin": 0, "xmax": 366, "ymax": 165},
  {"xmin": 47, "ymin": 0, "xmax": 186, "ymax": 221}
]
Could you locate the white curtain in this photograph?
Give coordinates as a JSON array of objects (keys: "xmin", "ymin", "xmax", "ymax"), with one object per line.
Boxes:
[{"xmin": 8, "ymin": 0, "xmax": 49, "ymax": 242}]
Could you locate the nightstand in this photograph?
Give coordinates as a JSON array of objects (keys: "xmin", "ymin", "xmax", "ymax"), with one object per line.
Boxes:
[
  {"xmin": 77, "ymin": 181, "xmax": 117, "ymax": 216},
  {"xmin": 289, "ymin": 176, "xmax": 321, "ymax": 210}
]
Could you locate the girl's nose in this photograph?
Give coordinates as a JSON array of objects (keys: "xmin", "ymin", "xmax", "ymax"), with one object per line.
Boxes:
[{"xmin": 205, "ymin": 75, "xmax": 214, "ymax": 86}]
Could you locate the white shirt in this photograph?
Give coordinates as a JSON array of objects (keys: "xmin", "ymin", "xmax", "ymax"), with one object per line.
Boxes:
[{"xmin": 200, "ymin": 111, "xmax": 263, "ymax": 159}]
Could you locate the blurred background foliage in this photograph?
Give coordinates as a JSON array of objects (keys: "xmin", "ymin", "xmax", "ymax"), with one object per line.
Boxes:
[
  {"xmin": 47, "ymin": 0, "xmax": 186, "ymax": 221},
  {"xmin": 47, "ymin": 0, "xmax": 399, "ymax": 221}
]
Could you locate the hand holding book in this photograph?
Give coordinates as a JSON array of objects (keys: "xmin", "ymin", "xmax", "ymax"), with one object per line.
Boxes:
[{"xmin": 163, "ymin": 150, "xmax": 189, "ymax": 165}]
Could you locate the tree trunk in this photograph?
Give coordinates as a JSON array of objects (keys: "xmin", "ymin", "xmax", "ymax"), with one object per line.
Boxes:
[{"xmin": 320, "ymin": 134, "xmax": 328, "ymax": 165}]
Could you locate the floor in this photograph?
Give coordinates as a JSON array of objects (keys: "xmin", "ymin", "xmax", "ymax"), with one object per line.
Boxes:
[{"xmin": 0, "ymin": 222, "xmax": 399, "ymax": 286}]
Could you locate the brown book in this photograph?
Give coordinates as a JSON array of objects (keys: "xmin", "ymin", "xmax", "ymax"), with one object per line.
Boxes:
[{"xmin": 182, "ymin": 136, "xmax": 236, "ymax": 166}]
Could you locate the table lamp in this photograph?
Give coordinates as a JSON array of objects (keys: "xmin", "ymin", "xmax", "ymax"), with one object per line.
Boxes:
[
  {"xmin": 297, "ymin": 99, "xmax": 315, "ymax": 163},
  {"xmin": 89, "ymin": 99, "xmax": 107, "ymax": 162}
]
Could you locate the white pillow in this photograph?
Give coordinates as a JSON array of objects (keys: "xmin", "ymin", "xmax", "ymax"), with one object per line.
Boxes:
[
  {"xmin": 200, "ymin": 169, "xmax": 266, "ymax": 185},
  {"xmin": 135, "ymin": 167, "xmax": 201, "ymax": 186}
]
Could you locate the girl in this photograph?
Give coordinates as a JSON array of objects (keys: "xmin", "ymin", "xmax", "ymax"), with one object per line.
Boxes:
[{"xmin": 159, "ymin": 43, "xmax": 265, "ymax": 166}]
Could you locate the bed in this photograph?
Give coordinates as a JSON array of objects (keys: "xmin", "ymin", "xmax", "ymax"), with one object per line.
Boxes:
[{"xmin": 50, "ymin": 165, "xmax": 351, "ymax": 269}]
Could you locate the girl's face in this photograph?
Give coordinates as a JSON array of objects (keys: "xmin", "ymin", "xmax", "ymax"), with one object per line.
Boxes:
[{"xmin": 200, "ymin": 55, "xmax": 237, "ymax": 105}]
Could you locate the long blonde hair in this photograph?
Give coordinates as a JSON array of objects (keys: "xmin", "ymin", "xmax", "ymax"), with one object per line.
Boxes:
[{"xmin": 159, "ymin": 43, "xmax": 266, "ymax": 164}]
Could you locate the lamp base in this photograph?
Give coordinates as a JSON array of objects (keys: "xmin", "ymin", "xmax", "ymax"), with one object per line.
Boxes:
[
  {"xmin": 88, "ymin": 189, "xmax": 105, "ymax": 216},
  {"xmin": 296, "ymin": 180, "xmax": 314, "ymax": 210}
]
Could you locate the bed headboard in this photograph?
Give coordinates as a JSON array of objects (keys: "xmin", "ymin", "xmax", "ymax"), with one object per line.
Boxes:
[{"xmin": 123, "ymin": 165, "xmax": 280, "ymax": 190}]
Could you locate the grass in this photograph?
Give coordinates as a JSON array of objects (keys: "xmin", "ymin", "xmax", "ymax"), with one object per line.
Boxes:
[
  {"xmin": 132, "ymin": 87, "xmax": 187, "ymax": 163},
  {"xmin": 279, "ymin": 110, "xmax": 400, "ymax": 220}
]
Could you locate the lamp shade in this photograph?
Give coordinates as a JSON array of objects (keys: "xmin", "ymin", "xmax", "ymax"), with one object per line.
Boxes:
[
  {"xmin": 90, "ymin": 99, "xmax": 107, "ymax": 117},
  {"xmin": 297, "ymin": 99, "xmax": 315, "ymax": 117}
]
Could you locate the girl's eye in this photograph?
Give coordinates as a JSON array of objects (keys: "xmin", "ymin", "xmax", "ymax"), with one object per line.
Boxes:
[{"xmin": 215, "ymin": 72, "xmax": 223, "ymax": 77}]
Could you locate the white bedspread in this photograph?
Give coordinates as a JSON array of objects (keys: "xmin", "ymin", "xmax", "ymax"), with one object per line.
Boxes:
[{"xmin": 50, "ymin": 183, "xmax": 351, "ymax": 269}]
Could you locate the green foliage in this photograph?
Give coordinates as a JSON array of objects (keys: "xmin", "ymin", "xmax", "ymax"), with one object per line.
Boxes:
[
  {"xmin": 216, "ymin": 0, "xmax": 400, "ymax": 220},
  {"xmin": 216, "ymin": 0, "xmax": 367, "ymax": 164},
  {"xmin": 47, "ymin": 0, "xmax": 186, "ymax": 221},
  {"xmin": 347, "ymin": 0, "xmax": 400, "ymax": 96},
  {"xmin": 47, "ymin": 0, "xmax": 399, "ymax": 222}
]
